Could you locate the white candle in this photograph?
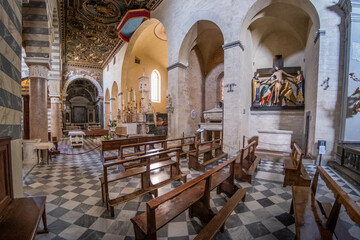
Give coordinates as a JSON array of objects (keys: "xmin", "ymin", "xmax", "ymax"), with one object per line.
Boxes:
[
  {"xmin": 133, "ymin": 90, "xmax": 136, "ymax": 102},
  {"xmin": 128, "ymin": 91, "xmax": 130, "ymax": 102}
]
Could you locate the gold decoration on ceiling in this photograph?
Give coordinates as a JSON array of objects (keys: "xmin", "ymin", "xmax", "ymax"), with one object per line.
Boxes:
[{"xmin": 60, "ymin": 0, "xmax": 163, "ymax": 69}]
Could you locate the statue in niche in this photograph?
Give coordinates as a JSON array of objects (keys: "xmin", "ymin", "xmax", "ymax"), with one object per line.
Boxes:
[
  {"xmin": 252, "ymin": 73, "xmax": 263, "ymax": 103},
  {"xmin": 270, "ymin": 66, "xmax": 295, "ymax": 105},
  {"xmin": 295, "ymin": 70, "xmax": 305, "ymax": 104}
]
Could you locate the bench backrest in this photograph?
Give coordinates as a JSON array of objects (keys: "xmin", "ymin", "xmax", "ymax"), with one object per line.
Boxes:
[
  {"xmin": 290, "ymin": 142, "xmax": 304, "ymax": 171},
  {"xmin": 145, "ymin": 155, "xmax": 236, "ymax": 235},
  {"xmin": 238, "ymin": 140, "xmax": 257, "ymax": 165},
  {"xmin": 242, "ymin": 136, "xmax": 258, "ymax": 148},
  {"xmin": 119, "ymin": 136, "xmax": 196, "ymax": 159},
  {"xmin": 101, "ymin": 135, "xmax": 167, "ymax": 162},
  {"xmin": 311, "ymin": 166, "xmax": 360, "ymax": 232},
  {"xmin": 194, "ymin": 138, "xmax": 223, "ymax": 154}
]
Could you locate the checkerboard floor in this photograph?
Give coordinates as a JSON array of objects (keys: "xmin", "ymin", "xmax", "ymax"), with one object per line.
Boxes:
[{"xmin": 24, "ymin": 138, "xmax": 360, "ymax": 240}]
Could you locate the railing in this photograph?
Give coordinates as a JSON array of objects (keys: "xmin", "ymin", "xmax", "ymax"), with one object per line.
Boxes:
[{"xmin": 338, "ymin": 143, "xmax": 360, "ymax": 174}]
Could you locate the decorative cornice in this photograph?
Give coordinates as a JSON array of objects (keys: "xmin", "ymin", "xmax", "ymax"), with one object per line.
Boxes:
[
  {"xmin": 314, "ymin": 29, "xmax": 326, "ymax": 44},
  {"xmin": 167, "ymin": 62, "xmax": 187, "ymax": 71},
  {"xmin": 222, "ymin": 41, "xmax": 244, "ymax": 51}
]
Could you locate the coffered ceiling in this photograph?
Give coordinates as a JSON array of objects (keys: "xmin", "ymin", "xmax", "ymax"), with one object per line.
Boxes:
[{"xmin": 59, "ymin": 0, "xmax": 163, "ymax": 69}]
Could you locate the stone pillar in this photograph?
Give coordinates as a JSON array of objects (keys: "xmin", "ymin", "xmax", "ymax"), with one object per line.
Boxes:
[
  {"xmin": 339, "ymin": 0, "xmax": 360, "ymax": 143},
  {"xmin": 222, "ymin": 41, "xmax": 250, "ymax": 154},
  {"xmin": 50, "ymin": 96, "xmax": 62, "ymax": 140},
  {"xmin": 25, "ymin": 57, "xmax": 50, "ymax": 142},
  {"xmin": 167, "ymin": 63, "xmax": 188, "ymax": 138},
  {"xmin": 97, "ymin": 97, "xmax": 104, "ymax": 128}
]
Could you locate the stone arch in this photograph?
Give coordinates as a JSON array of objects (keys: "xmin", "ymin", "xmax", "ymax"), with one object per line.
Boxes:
[
  {"xmin": 62, "ymin": 75, "xmax": 103, "ymax": 99},
  {"xmin": 237, "ymin": 0, "xmax": 321, "ymax": 155},
  {"xmin": 178, "ymin": 20, "xmax": 224, "ymax": 69},
  {"xmin": 120, "ymin": 17, "xmax": 168, "ymax": 113},
  {"xmin": 111, "ymin": 81, "xmax": 119, "ymax": 121}
]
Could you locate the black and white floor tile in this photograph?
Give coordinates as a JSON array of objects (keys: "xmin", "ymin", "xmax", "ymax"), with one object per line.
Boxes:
[{"xmin": 23, "ymin": 138, "xmax": 360, "ymax": 240}]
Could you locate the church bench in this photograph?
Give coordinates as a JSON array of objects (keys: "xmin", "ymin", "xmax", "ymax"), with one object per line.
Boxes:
[
  {"xmin": 189, "ymin": 138, "xmax": 227, "ymax": 171},
  {"xmin": 119, "ymin": 136, "xmax": 196, "ymax": 159},
  {"xmin": 131, "ymin": 156, "xmax": 241, "ymax": 240},
  {"xmin": 193, "ymin": 188, "xmax": 247, "ymax": 240},
  {"xmin": 0, "ymin": 136, "xmax": 48, "ymax": 240},
  {"xmin": 100, "ymin": 135, "xmax": 166, "ymax": 162},
  {"xmin": 234, "ymin": 138, "xmax": 261, "ymax": 183},
  {"xmin": 101, "ymin": 148, "xmax": 187, "ymax": 217},
  {"xmin": 0, "ymin": 196, "xmax": 48, "ymax": 240},
  {"xmin": 283, "ymin": 142, "xmax": 311, "ymax": 187},
  {"xmin": 291, "ymin": 166, "xmax": 360, "ymax": 239}
]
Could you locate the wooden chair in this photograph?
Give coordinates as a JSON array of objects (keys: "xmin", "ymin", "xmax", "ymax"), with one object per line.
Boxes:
[
  {"xmin": 283, "ymin": 142, "xmax": 311, "ymax": 187},
  {"xmin": 234, "ymin": 138, "xmax": 261, "ymax": 183},
  {"xmin": 188, "ymin": 138, "xmax": 228, "ymax": 171},
  {"xmin": 131, "ymin": 156, "xmax": 243, "ymax": 240},
  {"xmin": 291, "ymin": 166, "xmax": 360, "ymax": 239},
  {"xmin": 0, "ymin": 136, "xmax": 48, "ymax": 240}
]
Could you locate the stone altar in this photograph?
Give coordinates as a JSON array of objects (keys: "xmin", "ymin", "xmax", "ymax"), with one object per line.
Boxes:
[{"xmin": 257, "ymin": 129, "xmax": 293, "ymax": 153}]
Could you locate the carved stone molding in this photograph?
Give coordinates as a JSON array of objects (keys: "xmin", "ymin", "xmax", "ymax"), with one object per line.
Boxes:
[
  {"xmin": 222, "ymin": 40, "xmax": 244, "ymax": 51},
  {"xmin": 167, "ymin": 62, "xmax": 187, "ymax": 71},
  {"xmin": 28, "ymin": 65, "xmax": 49, "ymax": 79},
  {"xmin": 24, "ymin": 57, "xmax": 51, "ymax": 79}
]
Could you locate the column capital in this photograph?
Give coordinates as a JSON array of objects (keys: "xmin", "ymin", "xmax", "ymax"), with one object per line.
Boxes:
[
  {"xmin": 222, "ymin": 40, "xmax": 244, "ymax": 51},
  {"xmin": 167, "ymin": 62, "xmax": 187, "ymax": 71},
  {"xmin": 24, "ymin": 57, "xmax": 51, "ymax": 79}
]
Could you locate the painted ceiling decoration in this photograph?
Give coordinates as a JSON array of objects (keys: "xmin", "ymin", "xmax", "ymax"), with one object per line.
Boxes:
[
  {"xmin": 117, "ymin": 9, "xmax": 150, "ymax": 42},
  {"xmin": 59, "ymin": 0, "xmax": 163, "ymax": 69},
  {"xmin": 66, "ymin": 79, "xmax": 98, "ymax": 102}
]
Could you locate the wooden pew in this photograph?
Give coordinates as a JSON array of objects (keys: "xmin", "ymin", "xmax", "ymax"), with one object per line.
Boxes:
[
  {"xmin": 100, "ymin": 135, "xmax": 166, "ymax": 163},
  {"xmin": 194, "ymin": 189, "xmax": 246, "ymax": 240},
  {"xmin": 0, "ymin": 136, "xmax": 48, "ymax": 240},
  {"xmin": 131, "ymin": 156, "xmax": 243, "ymax": 240},
  {"xmin": 188, "ymin": 138, "xmax": 228, "ymax": 171},
  {"xmin": 291, "ymin": 166, "xmax": 360, "ymax": 240},
  {"xmin": 102, "ymin": 148, "xmax": 187, "ymax": 217},
  {"xmin": 119, "ymin": 136, "xmax": 196, "ymax": 159},
  {"xmin": 234, "ymin": 138, "xmax": 261, "ymax": 183},
  {"xmin": 283, "ymin": 142, "xmax": 311, "ymax": 187}
]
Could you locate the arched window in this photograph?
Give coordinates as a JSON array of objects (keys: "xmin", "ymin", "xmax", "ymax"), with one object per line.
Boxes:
[{"xmin": 151, "ymin": 70, "xmax": 161, "ymax": 102}]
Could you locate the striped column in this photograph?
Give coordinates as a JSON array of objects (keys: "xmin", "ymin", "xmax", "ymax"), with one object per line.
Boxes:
[
  {"xmin": 0, "ymin": 0, "xmax": 23, "ymax": 196},
  {"xmin": 50, "ymin": 96, "xmax": 62, "ymax": 141}
]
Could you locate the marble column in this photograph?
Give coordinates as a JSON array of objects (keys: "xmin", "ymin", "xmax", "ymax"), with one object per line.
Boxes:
[
  {"xmin": 97, "ymin": 97, "xmax": 104, "ymax": 128},
  {"xmin": 339, "ymin": 0, "xmax": 360, "ymax": 143},
  {"xmin": 222, "ymin": 41, "xmax": 249, "ymax": 154},
  {"xmin": 25, "ymin": 57, "xmax": 50, "ymax": 142},
  {"xmin": 50, "ymin": 96, "xmax": 62, "ymax": 140},
  {"xmin": 167, "ymin": 63, "xmax": 188, "ymax": 138}
]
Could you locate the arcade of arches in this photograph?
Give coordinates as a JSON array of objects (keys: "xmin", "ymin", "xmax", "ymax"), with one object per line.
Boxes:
[{"xmin": 1, "ymin": 0, "xmax": 360, "ymax": 239}]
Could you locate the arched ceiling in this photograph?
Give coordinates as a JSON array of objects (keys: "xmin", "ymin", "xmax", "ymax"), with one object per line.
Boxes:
[
  {"xmin": 66, "ymin": 79, "xmax": 98, "ymax": 102},
  {"xmin": 249, "ymin": 3, "xmax": 312, "ymax": 50},
  {"xmin": 179, "ymin": 21, "xmax": 224, "ymax": 74},
  {"xmin": 131, "ymin": 19, "xmax": 167, "ymax": 69},
  {"xmin": 59, "ymin": 0, "xmax": 164, "ymax": 69}
]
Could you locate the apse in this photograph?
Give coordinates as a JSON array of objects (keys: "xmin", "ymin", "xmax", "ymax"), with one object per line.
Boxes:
[{"xmin": 63, "ymin": 79, "xmax": 100, "ymax": 129}]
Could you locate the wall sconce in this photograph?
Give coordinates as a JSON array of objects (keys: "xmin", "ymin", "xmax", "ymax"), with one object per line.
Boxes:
[{"xmin": 321, "ymin": 77, "xmax": 329, "ymax": 90}]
